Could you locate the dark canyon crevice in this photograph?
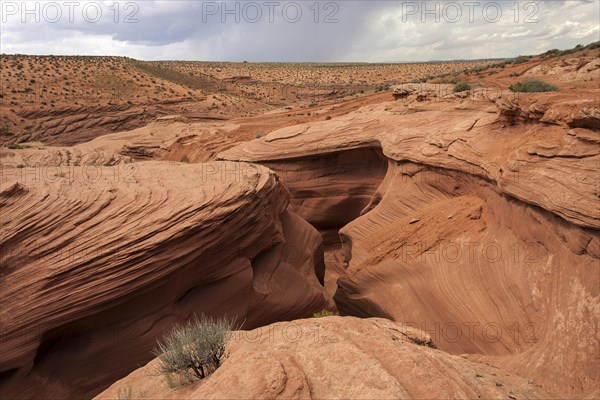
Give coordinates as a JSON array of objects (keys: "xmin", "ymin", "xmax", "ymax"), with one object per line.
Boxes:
[
  {"xmin": 257, "ymin": 147, "xmax": 389, "ymax": 296},
  {"xmin": 246, "ymin": 145, "xmax": 599, "ymax": 399}
]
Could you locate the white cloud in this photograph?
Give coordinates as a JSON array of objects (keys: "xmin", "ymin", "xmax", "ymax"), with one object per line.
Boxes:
[{"xmin": 0, "ymin": 1, "xmax": 598, "ymax": 61}]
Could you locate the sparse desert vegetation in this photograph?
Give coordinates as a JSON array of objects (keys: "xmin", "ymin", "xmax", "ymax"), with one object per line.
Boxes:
[
  {"xmin": 3, "ymin": 42, "xmax": 596, "ymax": 146},
  {"xmin": 153, "ymin": 315, "xmax": 236, "ymax": 383},
  {"xmin": 453, "ymin": 82, "xmax": 472, "ymax": 92},
  {"xmin": 313, "ymin": 309, "xmax": 339, "ymax": 318},
  {"xmin": 509, "ymin": 79, "xmax": 559, "ymax": 92},
  {"xmin": 1, "ymin": 14, "xmax": 598, "ymax": 399},
  {"xmin": 0, "ymin": 54, "xmax": 495, "ymax": 145}
]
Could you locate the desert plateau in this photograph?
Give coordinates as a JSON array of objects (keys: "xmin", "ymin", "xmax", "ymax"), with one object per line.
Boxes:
[{"xmin": 1, "ymin": 2, "xmax": 599, "ymax": 399}]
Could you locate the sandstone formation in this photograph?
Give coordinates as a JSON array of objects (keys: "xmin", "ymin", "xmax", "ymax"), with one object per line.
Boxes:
[
  {"xmin": 15, "ymin": 104, "xmax": 156, "ymax": 146},
  {"xmin": 2, "ymin": 48, "xmax": 598, "ymax": 400},
  {"xmin": 0, "ymin": 161, "xmax": 328, "ymax": 399},
  {"xmin": 219, "ymin": 82, "xmax": 600, "ymax": 397},
  {"xmin": 97, "ymin": 317, "xmax": 552, "ymax": 400},
  {"xmin": 2, "ymin": 54, "xmax": 493, "ymax": 147},
  {"xmin": 523, "ymin": 56, "xmax": 600, "ymax": 82}
]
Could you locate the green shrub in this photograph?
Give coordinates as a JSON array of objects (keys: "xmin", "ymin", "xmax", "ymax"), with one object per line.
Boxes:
[
  {"xmin": 512, "ymin": 55, "xmax": 531, "ymax": 65},
  {"xmin": 467, "ymin": 66, "xmax": 487, "ymax": 73},
  {"xmin": 542, "ymin": 49, "xmax": 560, "ymax": 57},
  {"xmin": 7, "ymin": 143, "xmax": 23, "ymax": 149},
  {"xmin": 509, "ymin": 79, "xmax": 558, "ymax": 93},
  {"xmin": 313, "ymin": 309, "xmax": 339, "ymax": 318},
  {"xmin": 254, "ymin": 132, "xmax": 262, "ymax": 139},
  {"xmin": 153, "ymin": 315, "xmax": 236, "ymax": 383},
  {"xmin": 587, "ymin": 41, "xmax": 600, "ymax": 50},
  {"xmin": 558, "ymin": 48, "xmax": 577, "ymax": 56},
  {"xmin": 453, "ymin": 82, "xmax": 471, "ymax": 93}
]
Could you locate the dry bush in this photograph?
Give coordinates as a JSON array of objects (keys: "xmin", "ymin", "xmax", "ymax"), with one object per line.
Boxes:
[{"xmin": 153, "ymin": 315, "xmax": 237, "ymax": 383}]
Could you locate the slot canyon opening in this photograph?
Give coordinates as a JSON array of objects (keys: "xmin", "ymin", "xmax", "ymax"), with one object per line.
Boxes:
[
  {"xmin": 260, "ymin": 147, "xmax": 389, "ymax": 295},
  {"xmin": 260, "ymin": 149, "xmax": 599, "ymax": 392}
]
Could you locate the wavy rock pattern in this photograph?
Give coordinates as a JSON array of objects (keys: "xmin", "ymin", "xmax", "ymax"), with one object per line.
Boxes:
[
  {"xmin": 220, "ymin": 96, "xmax": 599, "ymax": 229},
  {"xmin": 220, "ymin": 93, "xmax": 599, "ymax": 397},
  {"xmin": 0, "ymin": 161, "xmax": 328, "ymax": 399}
]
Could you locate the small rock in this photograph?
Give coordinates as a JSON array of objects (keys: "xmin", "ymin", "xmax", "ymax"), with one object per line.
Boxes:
[
  {"xmin": 409, "ymin": 218, "xmax": 420, "ymax": 224},
  {"xmin": 468, "ymin": 206, "xmax": 483, "ymax": 220},
  {"xmin": 393, "ymin": 88, "xmax": 411, "ymax": 99}
]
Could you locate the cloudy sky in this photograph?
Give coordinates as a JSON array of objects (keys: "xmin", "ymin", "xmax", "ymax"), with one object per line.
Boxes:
[{"xmin": 1, "ymin": 1, "xmax": 598, "ymax": 61}]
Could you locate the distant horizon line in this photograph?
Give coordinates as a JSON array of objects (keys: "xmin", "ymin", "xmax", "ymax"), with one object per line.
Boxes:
[
  {"xmin": 0, "ymin": 53, "xmax": 512, "ymax": 64},
  {"xmin": 3, "ymin": 40, "xmax": 597, "ymax": 63}
]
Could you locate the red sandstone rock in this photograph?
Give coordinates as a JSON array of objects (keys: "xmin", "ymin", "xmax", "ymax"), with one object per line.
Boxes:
[
  {"xmin": 219, "ymin": 82, "xmax": 599, "ymax": 397},
  {"xmin": 96, "ymin": 317, "xmax": 552, "ymax": 400},
  {"xmin": 0, "ymin": 161, "xmax": 328, "ymax": 399}
]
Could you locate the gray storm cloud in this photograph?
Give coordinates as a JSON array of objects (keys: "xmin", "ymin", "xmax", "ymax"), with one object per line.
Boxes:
[{"xmin": 0, "ymin": 0, "xmax": 598, "ymax": 61}]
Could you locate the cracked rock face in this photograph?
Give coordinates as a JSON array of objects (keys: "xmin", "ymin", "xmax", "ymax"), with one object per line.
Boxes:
[
  {"xmin": 0, "ymin": 161, "xmax": 328, "ymax": 399},
  {"xmin": 96, "ymin": 317, "xmax": 552, "ymax": 400}
]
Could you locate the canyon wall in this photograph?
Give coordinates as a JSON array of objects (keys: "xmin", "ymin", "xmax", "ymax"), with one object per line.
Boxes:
[
  {"xmin": 0, "ymin": 161, "xmax": 328, "ymax": 399},
  {"xmin": 219, "ymin": 89, "xmax": 600, "ymax": 397}
]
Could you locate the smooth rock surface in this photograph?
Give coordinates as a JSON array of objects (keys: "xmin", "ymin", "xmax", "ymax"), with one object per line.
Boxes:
[
  {"xmin": 0, "ymin": 161, "xmax": 328, "ymax": 399},
  {"xmin": 97, "ymin": 317, "xmax": 552, "ymax": 400},
  {"xmin": 219, "ymin": 87, "xmax": 600, "ymax": 397}
]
